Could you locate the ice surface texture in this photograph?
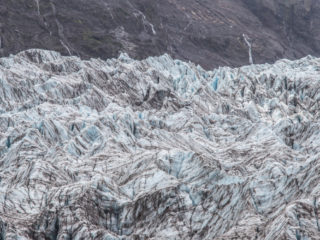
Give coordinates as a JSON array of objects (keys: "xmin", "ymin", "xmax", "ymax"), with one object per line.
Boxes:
[{"xmin": 0, "ymin": 49, "xmax": 320, "ymax": 239}]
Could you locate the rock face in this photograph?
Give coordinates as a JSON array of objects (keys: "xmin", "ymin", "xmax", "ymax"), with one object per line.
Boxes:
[
  {"xmin": 0, "ymin": 49, "xmax": 320, "ymax": 239},
  {"xmin": 1, "ymin": 0, "xmax": 320, "ymax": 69}
]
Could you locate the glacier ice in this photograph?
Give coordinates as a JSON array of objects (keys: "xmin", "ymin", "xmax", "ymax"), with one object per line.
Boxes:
[{"xmin": 0, "ymin": 49, "xmax": 319, "ymax": 239}]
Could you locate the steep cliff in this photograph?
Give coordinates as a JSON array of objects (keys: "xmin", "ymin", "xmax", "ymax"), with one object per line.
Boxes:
[{"xmin": 0, "ymin": 0, "xmax": 320, "ymax": 69}]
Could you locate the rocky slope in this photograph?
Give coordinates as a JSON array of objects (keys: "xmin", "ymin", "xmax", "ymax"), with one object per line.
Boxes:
[
  {"xmin": 1, "ymin": 0, "xmax": 320, "ymax": 69},
  {"xmin": 0, "ymin": 49, "xmax": 320, "ymax": 239}
]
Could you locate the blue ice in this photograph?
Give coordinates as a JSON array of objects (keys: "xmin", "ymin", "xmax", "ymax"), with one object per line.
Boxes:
[{"xmin": 212, "ymin": 77, "xmax": 219, "ymax": 91}]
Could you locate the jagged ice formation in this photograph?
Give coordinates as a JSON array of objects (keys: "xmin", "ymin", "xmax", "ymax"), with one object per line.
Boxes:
[{"xmin": 0, "ymin": 49, "xmax": 320, "ymax": 239}]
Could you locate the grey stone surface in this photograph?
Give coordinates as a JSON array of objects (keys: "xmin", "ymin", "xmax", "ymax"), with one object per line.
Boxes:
[{"xmin": 0, "ymin": 0, "xmax": 320, "ymax": 69}]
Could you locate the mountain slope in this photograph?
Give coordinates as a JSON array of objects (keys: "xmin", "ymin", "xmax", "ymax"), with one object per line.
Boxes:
[
  {"xmin": 0, "ymin": 49, "xmax": 319, "ymax": 239},
  {"xmin": 0, "ymin": 0, "xmax": 320, "ymax": 69}
]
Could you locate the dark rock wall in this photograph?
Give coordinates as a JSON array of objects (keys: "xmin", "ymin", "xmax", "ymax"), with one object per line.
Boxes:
[{"xmin": 0, "ymin": 0, "xmax": 319, "ymax": 69}]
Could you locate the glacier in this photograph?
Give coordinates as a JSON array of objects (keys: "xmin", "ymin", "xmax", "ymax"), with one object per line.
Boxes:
[{"xmin": 0, "ymin": 49, "xmax": 319, "ymax": 239}]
